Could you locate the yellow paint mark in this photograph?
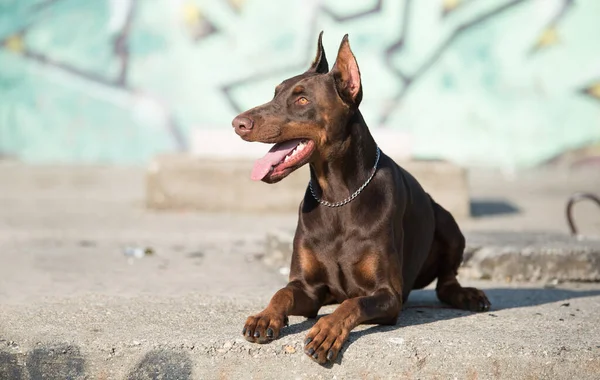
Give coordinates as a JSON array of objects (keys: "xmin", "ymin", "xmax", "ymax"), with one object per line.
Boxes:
[
  {"xmin": 443, "ymin": 0, "xmax": 461, "ymax": 12},
  {"xmin": 228, "ymin": 0, "xmax": 246, "ymax": 12},
  {"xmin": 182, "ymin": 2, "xmax": 202, "ymax": 27},
  {"xmin": 4, "ymin": 34, "xmax": 24, "ymax": 53},
  {"xmin": 535, "ymin": 27, "xmax": 559, "ymax": 48},
  {"xmin": 586, "ymin": 83, "xmax": 600, "ymax": 99}
]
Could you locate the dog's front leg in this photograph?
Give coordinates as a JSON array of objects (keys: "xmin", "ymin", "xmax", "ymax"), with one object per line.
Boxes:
[
  {"xmin": 303, "ymin": 288, "xmax": 400, "ymax": 364},
  {"xmin": 243, "ymin": 280, "xmax": 321, "ymax": 343}
]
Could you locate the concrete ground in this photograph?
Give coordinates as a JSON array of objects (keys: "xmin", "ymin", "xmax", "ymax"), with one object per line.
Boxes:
[{"xmin": 0, "ymin": 163, "xmax": 599, "ymax": 379}]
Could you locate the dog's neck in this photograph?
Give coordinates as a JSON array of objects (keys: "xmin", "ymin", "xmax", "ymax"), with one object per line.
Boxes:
[{"xmin": 309, "ymin": 111, "xmax": 378, "ymax": 204}]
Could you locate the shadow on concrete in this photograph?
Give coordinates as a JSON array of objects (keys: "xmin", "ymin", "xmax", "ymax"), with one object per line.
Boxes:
[
  {"xmin": 285, "ymin": 287, "xmax": 600, "ymax": 366},
  {"xmin": 470, "ymin": 198, "xmax": 520, "ymax": 217},
  {"xmin": 0, "ymin": 345, "xmax": 193, "ymax": 380},
  {"xmin": 27, "ymin": 344, "xmax": 86, "ymax": 380},
  {"xmin": 0, "ymin": 344, "xmax": 87, "ymax": 380},
  {"xmin": 127, "ymin": 350, "xmax": 193, "ymax": 380},
  {"xmin": 0, "ymin": 351, "xmax": 23, "ymax": 380}
]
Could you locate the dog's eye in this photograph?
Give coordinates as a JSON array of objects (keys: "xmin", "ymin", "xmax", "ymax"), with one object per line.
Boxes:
[{"xmin": 296, "ymin": 97, "xmax": 309, "ymax": 105}]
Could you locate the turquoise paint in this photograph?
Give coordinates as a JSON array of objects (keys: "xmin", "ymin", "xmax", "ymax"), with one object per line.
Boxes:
[{"xmin": 0, "ymin": 0, "xmax": 598, "ymax": 167}]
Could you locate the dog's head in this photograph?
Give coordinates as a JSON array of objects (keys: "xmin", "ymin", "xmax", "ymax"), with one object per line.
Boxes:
[{"xmin": 232, "ymin": 32, "xmax": 363, "ymax": 183}]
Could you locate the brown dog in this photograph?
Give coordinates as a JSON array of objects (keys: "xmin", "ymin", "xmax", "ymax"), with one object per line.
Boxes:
[{"xmin": 232, "ymin": 32, "xmax": 490, "ymax": 364}]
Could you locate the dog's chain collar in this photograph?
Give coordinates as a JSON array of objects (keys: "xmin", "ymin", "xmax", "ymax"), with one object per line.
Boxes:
[{"xmin": 309, "ymin": 146, "xmax": 380, "ymax": 208}]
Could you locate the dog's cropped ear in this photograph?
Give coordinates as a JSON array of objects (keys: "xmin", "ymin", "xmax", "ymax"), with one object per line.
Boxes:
[
  {"xmin": 306, "ymin": 31, "xmax": 329, "ymax": 74},
  {"xmin": 330, "ymin": 34, "xmax": 362, "ymax": 106}
]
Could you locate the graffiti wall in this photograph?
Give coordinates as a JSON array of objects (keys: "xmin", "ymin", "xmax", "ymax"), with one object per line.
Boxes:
[{"xmin": 0, "ymin": 0, "xmax": 599, "ymax": 168}]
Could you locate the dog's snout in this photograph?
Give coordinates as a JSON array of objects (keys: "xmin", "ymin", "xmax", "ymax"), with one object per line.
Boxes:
[{"xmin": 232, "ymin": 115, "xmax": 254, "ymax": 135}]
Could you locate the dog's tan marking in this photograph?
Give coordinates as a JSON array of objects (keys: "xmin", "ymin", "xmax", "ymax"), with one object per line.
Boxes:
[
  {"xmin": 353, "ymin": 252, "xmax": 379, "ymax": 290},
  {"xmin": 298, "ymin": 247, "xmax": 325, "ymax": 284}
]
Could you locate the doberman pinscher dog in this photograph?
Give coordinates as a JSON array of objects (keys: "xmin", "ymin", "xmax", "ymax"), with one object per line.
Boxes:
[{"xmin": 232, "ymin": 32, "xmax": 490, "ymax": 365}]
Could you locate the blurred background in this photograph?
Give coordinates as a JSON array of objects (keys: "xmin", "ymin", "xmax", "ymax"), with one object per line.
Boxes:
[{"xmin": 1, "ymin": 0, "xmax": 599, "ymax": 169}]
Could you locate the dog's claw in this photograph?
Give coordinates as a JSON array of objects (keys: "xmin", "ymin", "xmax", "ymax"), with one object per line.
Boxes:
[
  {"xmin": 254, "ymin": 331, "xmax": 260, "ymax": 338},
  {"xmin": 266, "ymin": 328, "xmax": 273, "ymax": 338},
  {"xmin": 307, "ymin": 348, "xmax": 315, "ymax": 355},
  {"xmin": 327, "ymin": 350, "xmax": 334, "ymax": 361},
  {"xmin": 312, "ymin": 352, "xmax": 319, "ymax": 360},
  {"xmin": 246, "ymin": 330, "xmax": 252, "ymax": 337},
  {"xmin": 304, "ymin": 338, "xmax": 312, "ymax": 346},
  {"xmin": 242, "ymin": 327, "xmax": 247, "ymax": 335}
]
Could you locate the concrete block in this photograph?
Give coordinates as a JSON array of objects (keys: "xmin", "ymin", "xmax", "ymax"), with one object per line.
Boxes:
[
  {"xmin": 146, "ymin": 154, "xmax": 469, "ymax": 218},
  {"xmin": 399, "ymin": 159, "xmax": 470, "ymax": 219},
  {"xmin": 462, "ymin": 232, "xmax": 600, "ymax": 282},
  {"xmin": 145, "ymin": 154, "xmax": 309, "ymax": 213}
]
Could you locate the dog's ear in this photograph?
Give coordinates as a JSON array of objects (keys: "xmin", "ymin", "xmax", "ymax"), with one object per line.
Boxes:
[
  {"xmin": 306, "ymin": 31, "xmax": 329, "ymax": 74},
  {"xmin": 330, "ymin": 34, "xmax": 362, "ymax": 106}
]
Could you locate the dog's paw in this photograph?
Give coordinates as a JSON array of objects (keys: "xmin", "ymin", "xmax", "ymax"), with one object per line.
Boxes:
[
  {"xmin": 303, "ymin": 315, "xmax": 348, "ymax": 365},
  {"xmin": 456, "ymin": 287, "xmax": 491, "ymax": 312},
  {"xmin": 242, "ymin": 312, "xmax": 288, "ymax": 343}
]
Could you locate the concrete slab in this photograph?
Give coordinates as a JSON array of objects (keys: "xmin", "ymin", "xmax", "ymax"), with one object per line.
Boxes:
[
  {"xmin": 145, "ymin": 154, "xmax": 470, "ymax": 218},
  {"xmin": 462, "ymin": 232, "xmax": 600, "ymax": 282},
  {"xmin": 2, "ymin": 286, "xmax": 600, "ymax": 380}
]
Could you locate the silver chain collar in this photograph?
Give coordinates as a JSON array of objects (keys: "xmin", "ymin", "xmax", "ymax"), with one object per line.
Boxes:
[{"xmin": 309, "ymin": 146, "xmax": 381, "ymax": 208}]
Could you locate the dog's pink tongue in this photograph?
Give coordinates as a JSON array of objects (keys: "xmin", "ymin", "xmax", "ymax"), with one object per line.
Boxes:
[{"xmin": 251, "ymin": 139, "xmax": 302, "ymax": 181}]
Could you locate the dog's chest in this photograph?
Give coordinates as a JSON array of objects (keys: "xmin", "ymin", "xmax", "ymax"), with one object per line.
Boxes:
[
  {"xmin": 324, "ymin": 254, "xmax": 379, "ymax": 302},
  {"xmin": 299, "ymin": 229, "xmax": 382, "ymax": 301}
]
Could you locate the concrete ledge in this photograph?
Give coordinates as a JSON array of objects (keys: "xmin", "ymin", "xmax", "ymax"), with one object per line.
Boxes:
[
  {"xmin": 462, "ymin": 232, "xmax": 600, "ymax": 282},
  {"xmin": 145, "ymin": 154, "xmax": 469, "ymax": 218}
]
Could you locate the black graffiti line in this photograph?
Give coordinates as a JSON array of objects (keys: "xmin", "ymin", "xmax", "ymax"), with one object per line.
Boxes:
[
  {"xmin": 384, "ymin": 0, "xmax": 412, "ymax": 85},
  {"xmin": 21, "ymin": 49, "xmax": 122, "ymax": 88},
  {"xmin": 0, "ymin": 0, "xmax": 188, "ymax": 152},
  {"xmin": 3, "ymin": 0, "xmax": 138, "ymax": 89},
  {"xmin": 379, "ymin": 0, "xmax": 531, "ymax": 125},
  {"xmin": 27, "ymin": 0, "xmax": 138, "ymax": 87},
  {"xmin": 548, "ymin": 0, "xmax": 574, "ymax": 26},
  {"xmin": 221, "ymin": 0, "xmax": 387, "ymax": 114},
  {"xmin": 3, "ymin": 48, "xmax": 188, "ymax": 151},
  {"xmin": 414, "ymin": 0, "xmax": 530, "ymax": 84},
  {"xmin": 113, "ymin": 0, "xmax": 138, "ymax": 86}
]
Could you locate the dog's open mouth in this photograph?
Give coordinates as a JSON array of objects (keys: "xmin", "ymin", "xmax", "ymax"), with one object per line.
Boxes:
[{"xmin": 251, "ymin": 138, "xmax": 315, "ymax": 182}]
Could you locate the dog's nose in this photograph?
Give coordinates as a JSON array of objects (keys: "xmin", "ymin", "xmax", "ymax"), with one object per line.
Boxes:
[{"xmin": 232, "ymin": 116, "xmax": 254, "ymax": 135}]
